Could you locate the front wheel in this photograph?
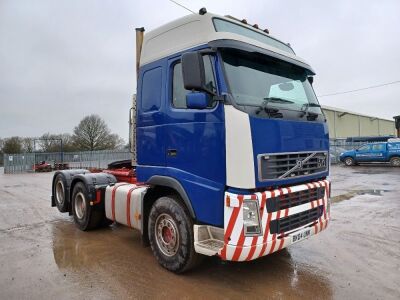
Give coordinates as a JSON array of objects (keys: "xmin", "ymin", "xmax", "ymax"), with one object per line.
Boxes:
[
  {"xmin": 390, "ymin": 156, "xmax": 400, "ymax": 167},
  {"xmin": 148, "ymin": 196, "xmax": 201, "ymax": 273},
  {"xmin": 344, "ymin": 157, "xmax": 355, "ymax": 166}
]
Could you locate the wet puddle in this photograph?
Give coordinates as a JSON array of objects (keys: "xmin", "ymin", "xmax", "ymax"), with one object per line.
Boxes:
[
  {"xmin": 332, "ymin": 189, "xmax": 391, "ymax": 203},
  {"xmin": 352, "ymin": 170, "xmax": 390, "ymax": 175}
]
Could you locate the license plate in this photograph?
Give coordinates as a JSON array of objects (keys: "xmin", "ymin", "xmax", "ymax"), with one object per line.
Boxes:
[{"xmin": 291, "ymin": 228, "xmax": 311, "ymax": 244}]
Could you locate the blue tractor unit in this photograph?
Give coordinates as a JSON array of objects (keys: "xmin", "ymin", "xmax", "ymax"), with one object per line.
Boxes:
[
  {"xmin": 51, "ymin": 9, "xmax": 331, "ymax": 273},
  {"xmin": 340, "ymin": 139, "xmax": 400, "ymax": 166}
]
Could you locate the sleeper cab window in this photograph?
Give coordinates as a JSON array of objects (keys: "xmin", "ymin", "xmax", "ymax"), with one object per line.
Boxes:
[
  {"xmin": 172, "ymin": 55, "xmax": 217, "ymax": 109},
  {"xmin": 141, "ymin": 67, "xmax": 162, "ymax": 112}
]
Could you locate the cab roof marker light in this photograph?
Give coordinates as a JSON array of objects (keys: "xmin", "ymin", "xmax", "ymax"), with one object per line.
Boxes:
[{"xmin": 199, "ymin": 7, "xmax": 207, "ymax": 15}]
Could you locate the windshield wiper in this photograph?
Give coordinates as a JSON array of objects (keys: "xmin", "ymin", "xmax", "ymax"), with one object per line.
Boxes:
[
  {"xmin": 256, "ymin": 97, "xmax": 294, "ymax": 118},
  {"xmin": 263, "ymin": 97, "xmax": 295, "ymax": 104},
  {"xmin": 300, "ymin": 103, "xmax": 321, "ymax": 121}
]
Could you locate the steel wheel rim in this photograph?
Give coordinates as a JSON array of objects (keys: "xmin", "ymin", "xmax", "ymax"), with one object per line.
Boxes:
[
  {"xmin": 345, "ymin": 158, "xmax": 352, "ymax": 165},
  {"xmin": 55, "ymin": 180, "xmax": 64, "ymax": 205},
  {"xmin": 74, "ymin": 192, "xmax": 86, "ymax": 220},
  {"xmin": 393, "ymin": 158, "xmax": 400, "ymax": 166},
  {"xmin": 155, "ymin": 213, "xmax": 180, "ymax": 257}
]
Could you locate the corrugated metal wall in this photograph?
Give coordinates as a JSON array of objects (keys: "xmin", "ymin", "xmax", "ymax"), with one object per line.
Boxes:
[{"xmin": 322, "ymin": 107, "xmax": 395, "ymax": 139}]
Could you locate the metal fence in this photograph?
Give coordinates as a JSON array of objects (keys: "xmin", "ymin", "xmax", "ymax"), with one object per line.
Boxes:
[
  {"xmin": 2, "ymin": 141, "xmax": 368, "ymax": 173},
  {"xmin": 330, "ymin": 140, "xmax": 364, "ymax": 164},
  {"xmin": 3, "ymin": 150, "xmax": 131, "ymax": 174}
]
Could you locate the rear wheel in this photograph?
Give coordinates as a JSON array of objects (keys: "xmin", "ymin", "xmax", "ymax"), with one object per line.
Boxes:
[
  {"xmin": 148, "ymin": 195, "xmax": 201, "ymax": 273},
  {"xmin": 71, "ymin": 182, "xmax": 103, "ymax": 231},
  {"xmin": 54, "ymin": 174, "xmax": 68, "ymax": 212},
  {"xmin": 390, "ymin": 156, "xmax": 400, "ymax": 167},
  {"xmin": 344, "ymin": 157, "xmax": 355, "ymax": 166}
]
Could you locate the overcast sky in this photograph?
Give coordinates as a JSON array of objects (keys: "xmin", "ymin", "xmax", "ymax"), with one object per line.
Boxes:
[{"xmin": 1, "ymin": 0, "xmax": 399, "ymax": 141}]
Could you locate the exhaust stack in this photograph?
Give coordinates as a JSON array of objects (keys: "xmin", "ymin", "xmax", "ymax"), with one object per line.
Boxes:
[
  {"xmin": 135, "ymin": 27, "xmax": 145, "ymax": 80},
  {"xmin": 131, "ymin": 27, "xmax": 144, "ymax": 166}
]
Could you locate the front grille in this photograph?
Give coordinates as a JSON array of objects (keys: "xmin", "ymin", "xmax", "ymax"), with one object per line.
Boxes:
[
  {"xmin": 266, "ymin": 186, "xmax": 325, "ymax": 213},
  {"xmin": 269, "ymin": 206, "xmax": 323, "ymax": 234},
  {"xmin": 258, "ymin": 151, "xmax": 328, "ymax": 181}
]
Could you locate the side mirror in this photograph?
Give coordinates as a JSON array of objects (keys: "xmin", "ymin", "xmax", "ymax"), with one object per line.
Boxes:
[
  {"xmin": 182, "ymin": 52, "xmax": 207, "ymax": 92},
  {"xmin": 186, "ymin": 92, "xmax": 208, "ymax": 109}
]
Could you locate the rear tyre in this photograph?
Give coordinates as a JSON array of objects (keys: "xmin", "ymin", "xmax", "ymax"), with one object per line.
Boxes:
[
  {"xmin": 390, "ymin": 156, "xmax": 400, "ymax": 167},
  {"xmin": 71, "ymin": 182, "xmax": 103, "ymax": 231},
  {"xmin": 344, "ymin": 157, "xmax": 355, "ymax": 166},
  {"xmin": 54, "ymin": 174, "xmax": 68, "ymax": 212},
  {"xmin": 148, "ymin": 195, "xmax": 201, "ymax": 273}
]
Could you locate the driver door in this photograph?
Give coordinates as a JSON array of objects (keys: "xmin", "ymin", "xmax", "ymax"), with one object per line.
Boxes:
[{"xmin": 355, "ymin": 144, "xmax": 372, "ymax": 162}]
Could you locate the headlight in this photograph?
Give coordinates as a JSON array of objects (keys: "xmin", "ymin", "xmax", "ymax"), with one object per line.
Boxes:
[{"xmin": 243, "ymin": 200, "xmax": 262, "ymax": 236}]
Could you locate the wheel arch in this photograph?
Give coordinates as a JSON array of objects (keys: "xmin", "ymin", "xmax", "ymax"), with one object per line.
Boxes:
[
  {"xmin": 70, "ymin": 172, "xmax": 117, "ymax": 213},
  {"xmin": 141, "ymin": 176, "xmax": 196, "ymax": 247},
  {"xmin": 146, "ymin": 176, "xmax": 196, "ymax": 219}
]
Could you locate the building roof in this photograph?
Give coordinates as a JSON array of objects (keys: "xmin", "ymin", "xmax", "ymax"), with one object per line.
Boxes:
[
  {"xmin": 140, "ymin": 12, "xmax": 311, "ymax": 68},
  {"xmin": 321, "ymin": 105, "xmax": 394, "ymax": 122}
]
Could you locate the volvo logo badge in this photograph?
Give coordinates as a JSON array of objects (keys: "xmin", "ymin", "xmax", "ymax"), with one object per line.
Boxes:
[{"xmin": 296, "ymin": 159, "xmax": 303, "ymax": 169}]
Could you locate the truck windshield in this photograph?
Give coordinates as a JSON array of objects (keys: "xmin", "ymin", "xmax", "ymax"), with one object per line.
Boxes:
[{"xmin": 221, "ymin": 49, "xmax": 323, "ymax": 120}]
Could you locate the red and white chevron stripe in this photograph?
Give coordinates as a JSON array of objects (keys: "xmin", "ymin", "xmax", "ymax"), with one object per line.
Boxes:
[{"xmin": 220, "ymin": 179, "xmax": 330, "ymax": 261}]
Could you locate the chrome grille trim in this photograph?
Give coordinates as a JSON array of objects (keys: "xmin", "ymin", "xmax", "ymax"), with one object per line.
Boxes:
[{"xmin": 257, "ymin": 151, "xmax": 328, "ymax": 182}]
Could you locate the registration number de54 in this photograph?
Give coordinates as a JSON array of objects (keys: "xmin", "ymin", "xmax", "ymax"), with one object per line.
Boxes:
[{"xmin": 292, "ymin": 228, "xmax": 311, "ymax": 244}]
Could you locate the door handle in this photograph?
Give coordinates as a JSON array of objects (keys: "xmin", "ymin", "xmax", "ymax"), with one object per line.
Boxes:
[{"xmin": 167, "ymin": 149, "xmax": 177, "ymax": 157}]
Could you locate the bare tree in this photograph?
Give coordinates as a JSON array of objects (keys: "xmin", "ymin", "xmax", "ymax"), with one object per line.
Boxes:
[
  {"xmin": 22, "ymin": 137, "xmax": 34, "ymax": 153},
  {"xmin": 38, "ymin": 133, "xmax": 63, "ymax": 152},
  {"xmin": 37, "ymin": 133, "xmax": 77, "ymax": 152},
  {"xmin": 72, "ymin": 115, "xmax": 124, "ymax": 151},
  {"xmin": 60, "ymin": 133, "xmax": 77, "ymax": 152}
]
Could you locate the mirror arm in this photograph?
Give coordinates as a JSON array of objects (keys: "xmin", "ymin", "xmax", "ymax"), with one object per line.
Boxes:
[
  {"xmin": 213, "ymin": 94, "xmax": 226, "ymax": 102},
  {"xmin": 203, "ymin": 87, "xmax": 217, "ymax": 96}
]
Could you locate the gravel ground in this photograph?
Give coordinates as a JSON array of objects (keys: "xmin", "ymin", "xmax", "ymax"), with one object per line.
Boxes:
[{"xmin": 0, "ymin": 165, "xmax": 399, "ymax": 299}]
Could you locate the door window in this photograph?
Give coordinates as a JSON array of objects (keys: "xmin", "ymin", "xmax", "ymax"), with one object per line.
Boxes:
[
  {"xmin": 172, "ymin": 55, "xmax": 217, "ymax": 109},
  {"xmin": 358, "ymin": 145, "xmax": 371, "ymax": 151},
  {"xmin": 372, "ymin": 144, "xmax": 385, "ymax": 151}
]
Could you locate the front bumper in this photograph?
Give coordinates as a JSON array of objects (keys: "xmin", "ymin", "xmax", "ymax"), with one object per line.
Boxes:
[{"xmin": 219, "ymin": 179, "xmax": 331, "ymax": 261}]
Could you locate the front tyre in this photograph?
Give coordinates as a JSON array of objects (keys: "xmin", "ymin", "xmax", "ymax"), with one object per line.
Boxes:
[
  {"xmin": 148, "ymin": 196, "xmax": 201, "ymax": 273},
  {"xmin": 71, "ymin": 182, "xmax": 103, "ymax": 231},
  {"xmin": 390, "ymin": 156, "xmax": 400, "ymax": 167},
  {"xmin": 344, "ymin": 157, "xmax": 355, "ymax": 166}
]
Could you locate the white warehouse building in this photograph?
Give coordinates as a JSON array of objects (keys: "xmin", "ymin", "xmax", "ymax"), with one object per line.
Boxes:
[{"xmin": 321, "ymin": 105, "xmax": 396, "ymax": 139}]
